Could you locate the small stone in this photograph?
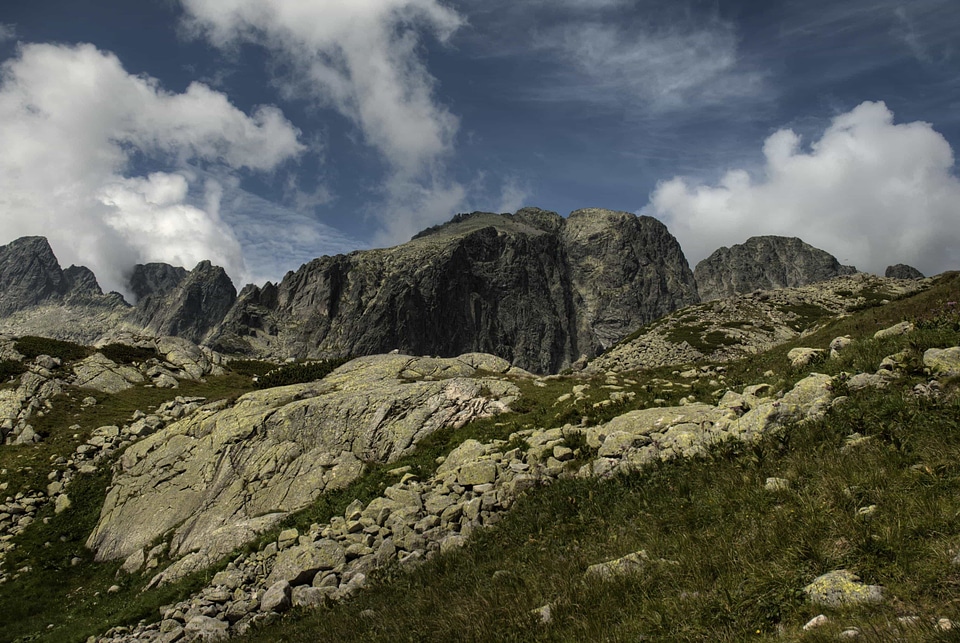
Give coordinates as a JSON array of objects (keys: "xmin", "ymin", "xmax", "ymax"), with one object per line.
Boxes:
[
  {"xmin": 54, "ymin": 494, "xmax": 71, "ymax": 514},
  {"xmin": 260, "ymin": 580, "xmax": 292, "ymax": 613},
  {"xmin": 107, "ymin": 584, "xmax": 120, "ymax": 593},
  {"xmin": 873, "ymin": 321, "xmax": 914, "ymax": 340},
  {"xmin": 937, "ymin": 618, "xmax": 954, "ymax": 631},
  {"xmin": 839, "ymin": 627, "xmax": 861, "ymax": 639},
  {"xmin": 764, "ymin": 477, "xmax": 790, "ymax": 492},
  {"xmin": 856, "ymin": 505, "xmax": 877, "ymax": 518},
  {"xmin": 531, "ymin": 603, "xmax": 552, "ymax": 624},
  {"xmin": 803, "ymin": 614, "xmax": 828, "ymax": 630}
]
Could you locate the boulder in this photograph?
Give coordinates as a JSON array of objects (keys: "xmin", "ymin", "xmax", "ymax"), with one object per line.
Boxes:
[
  {"xmin": 924, "ymin": 347, "xmax": 960, "ymax": 377},
  {"xmin": 804, "ymin": 570, "xmax": 884, "ymax": 607},
  {"xmin": 260, "ymin": 580, "xmax": 292, "ymax": 613},
  {"xmin": 72, "ymin": 353, "xmax": 144, "ymax": 393},
  {"xmin": 267, "ymin": 541, "xmax": 346, "ymax": 586},
  {"xmin": 884, "ymin": 264, "xmax": 924, "ymax": 279}
]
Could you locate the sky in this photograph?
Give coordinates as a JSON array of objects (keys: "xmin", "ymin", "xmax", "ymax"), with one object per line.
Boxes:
[{"xmin": 0, "ymin": 0, "xmax": 959, "ymax": 296}]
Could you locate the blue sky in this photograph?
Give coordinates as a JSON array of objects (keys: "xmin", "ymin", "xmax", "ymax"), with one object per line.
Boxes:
[{"xmin": 1, "ymin": 0, "xmax": 958, "ymax": 295}]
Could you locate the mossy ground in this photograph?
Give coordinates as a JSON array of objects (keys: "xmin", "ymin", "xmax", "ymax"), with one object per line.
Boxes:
[{"xmin": 1, "ymin": 273, "xmax": 959, "ymax": 642}]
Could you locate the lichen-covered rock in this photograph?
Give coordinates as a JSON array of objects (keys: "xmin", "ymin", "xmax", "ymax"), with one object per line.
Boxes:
[
  {"xmin": 787, "ymin": 347, "xmax": 824, "ymax": 368},
  {"xmin": 923, "ymin": 347, "xmax": 960, "ymax": 377},
  {"xmin": 804, "ymin": 570, "xmax": 884, "ymax": 607},
  {"xmin": 86, "ymin": 354, "xmax": 518, "ymax": 584},
  {"xmin": 874, "ymin": 321, "xmax": 914, "ymax": 340},
  {"xmin": 72, "ymin": 353, "xmax": 144, "ymax": 393}
]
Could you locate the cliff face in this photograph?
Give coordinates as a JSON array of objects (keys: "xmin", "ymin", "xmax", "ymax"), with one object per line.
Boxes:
[
  {"xmin": 131, "ymin": 261, "xmax": 237, "ymax": 344},
  {"xmin": 212, "ymin": 208, "xmax": 698, "ymax": 373},
  {"xmin": 693, "ymin": 236, "xmax": 857, "ymax": 302}
]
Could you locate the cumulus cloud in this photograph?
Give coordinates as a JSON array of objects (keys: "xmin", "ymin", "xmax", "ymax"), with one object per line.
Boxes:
[
  {"xmin": 643, "ymin": 101, "xmax": 960, "ymax": 275},
  {"xmin": 0, "ymin": 42, "xmax": 303, "ymax": 295},
  {"xmin": 180, "ymin": 0, "xmax": 469, "ymax": 244}
]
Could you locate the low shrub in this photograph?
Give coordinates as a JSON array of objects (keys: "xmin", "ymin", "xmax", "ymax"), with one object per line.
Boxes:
[
  {"xmin": 14, "ymin": 335, "xmax": 89, "ymax": 362},
  {"xmin": 0, "ymin": 359, "xmax": 26, "ymax": 382},
  {"xmin": 254, "ymin": 358, "xmax": 351, "ymax": 389}
]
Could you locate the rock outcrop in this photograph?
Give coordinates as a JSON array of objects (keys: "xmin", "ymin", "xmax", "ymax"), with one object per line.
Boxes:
[
  {"xmin": 212, "ymin": 208, "xmax": 698, "ymax": 373},
  {"xmin": 885, "ymin": 264, "xmax": 924, "ymax": 279},
  {"xmin": 86, "ymin": 353, "xmax": 522, "ymax": 581},
  {"xmin": 694, "ymin": 236, "xmax": 857, "ymax": 302}
]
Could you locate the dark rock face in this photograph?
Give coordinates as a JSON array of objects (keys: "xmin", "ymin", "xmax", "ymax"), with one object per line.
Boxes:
[
  {"xmin": 212, "ymin": 208, "xmax": 698, "ymax": 373},
  {"xmin": 885, "ymin": 264, "xmax": 924, "ymax": 279},
  {"xmin": 128, "ymin": 263, "xmax": 189, "ymax": 301},
  {"xmin": 0, "ymin": 237, "xmax": 120, "ymax": 315},
  {"xmin": 0, "ymin": 236, "xmax": 70, "ymax": 315},
  {"xmin": 133, "ymin": 261, "xmax": 237, "ymax": 344},
  {"xmin": 694, "ymin": 236, "xmax": 857, "ymax": 302}
]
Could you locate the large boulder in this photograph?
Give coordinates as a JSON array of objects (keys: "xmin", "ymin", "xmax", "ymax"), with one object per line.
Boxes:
[
  {"xmin": 86, "ymin": 354, "xmax": 519, "ymax": 582},
  {"xmin": 72, "ymin": 353, "xmax": 144, "ymax": 393}
]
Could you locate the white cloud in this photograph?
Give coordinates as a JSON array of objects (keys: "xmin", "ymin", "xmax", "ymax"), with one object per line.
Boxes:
[
  {"xmin": 0, "ymin": 42, "xmax": 303, "ymax": 295},
  {"xmin": 528, "ymin": 18, "xmax": 765, "ymax": 111},
  {"xmin": 643, "ymin": 101, "xmax": 960, "ymax": 276},
  {"xmin": 180, "ymin": 0, "xmax": 463, "ymax": 177},
  {"xmin": 219, "ymin": 183, "xmax": 364, "ymax": 285},
  {"xmin": 180, "ymin": 0, "xmax": 468, "ymax": 244},
  {"xmin": 496, "ymin": 178, "xmax": 531, "ymax": 213},
  {"xmin": 0, "ymin": 24, "xmax": 15, "ymax": 43}
]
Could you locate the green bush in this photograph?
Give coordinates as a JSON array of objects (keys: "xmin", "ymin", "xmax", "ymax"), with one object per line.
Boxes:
[
  {"xmin": 0, "ymin": 359, "xmax": 26, "ymax": 382},
  {"xmin": 229, "ymin": 359, "xmax": 278, "ymax": 378},
  {"xmin": 254, "ymin": 358, "xmax": 351, "ymax": 389},
  {"xmin": 98, "ymin": 343, "xmax": 157, "ymax": 364},
  {"xmin": 14, "ymin": 335, "xmax": 89, "ymax": 362}
]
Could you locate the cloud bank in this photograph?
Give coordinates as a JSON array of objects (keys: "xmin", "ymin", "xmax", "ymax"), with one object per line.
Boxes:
[
  {"xmin": 643, "ymin": 101, "xmax": 960, "ymax": 276},
  {"xmin": 0, "ymin": 42, "xmax": 303, "ymax": 295},
  {"xmin": 180, "ymin": 0, "xmax": 468, "ymax": 245}
]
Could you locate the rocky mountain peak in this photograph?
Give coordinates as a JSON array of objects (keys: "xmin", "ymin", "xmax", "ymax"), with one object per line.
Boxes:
[
  {"xmin": 211, "ymin": 207, "xmax": 698, "ymax": 373},
  {"xmin": 885, "ymin": 264, "xmax": 924, "ymax": 279},
  {"xmin": 693, "ymin": 236, "xmax": 857, "ymax": 302},
  {"xmin": 128, "ymin": 263, "xmax": 189, "ymax": 301}
]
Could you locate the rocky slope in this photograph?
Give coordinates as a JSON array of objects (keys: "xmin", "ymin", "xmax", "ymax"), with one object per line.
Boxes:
[
  {"xmin": 210, "ymin": 208, "xmax": 698, "ymax": 373},
  {"xmin": 590, "ymin": 273, "xmax": 927, "ymax": 374},
  {"xmin": 86, "ymin": 353, "xmax": 523, "ymax": 585},
  {"xmin": 693, "ymin": 236, "xmax": 857, "ymax": 301}
]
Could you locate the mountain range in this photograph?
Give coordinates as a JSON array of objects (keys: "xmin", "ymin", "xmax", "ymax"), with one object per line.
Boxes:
[{"xmin": 0, "ymin": 207, "xmax": 920, "ymax": 373}]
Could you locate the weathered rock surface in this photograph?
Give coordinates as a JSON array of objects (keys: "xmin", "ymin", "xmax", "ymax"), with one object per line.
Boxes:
[
  {"xmin": 211, "ymin": 208, "xmax": 698, "ymax": 373},
  {"xmin": 591, "ymin": 274, "xmax": 925, "ymax": 374},
  {"xmin": 694, "ymin": 236, "xmax": 857, "ymax": 302},
  {"xmin": 804, "ymin": 570, "xmax": 884, "ymax": 607},
  {"xmin": 885, "ymin": 264, "xmax": 924, "ymax": 279},
  {"xmin": 86, "ymin": 353, "xmax": 520, "ymax": 581}
]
